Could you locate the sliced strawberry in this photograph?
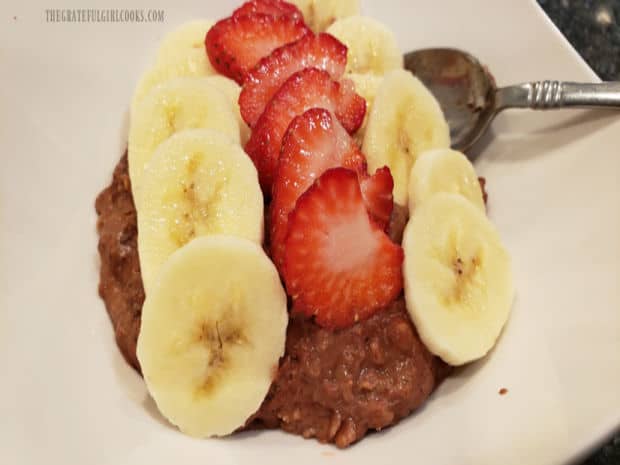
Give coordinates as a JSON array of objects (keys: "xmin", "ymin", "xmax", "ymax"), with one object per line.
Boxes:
[
  {"xmin": 283, "ymin": 167, "xmax": 403, "ymax": 330},
  {"xmin": 244, "ymin": 68, "xmax": 366, "ymax": 191},
  {"xmin": 360, "ymin": 167, "xmax": 394, "ymax": 229},
  {"xmin": 205, "ymin": 14, "xmax": 310, "ymax": 84},
  {"xmin": 271, "ymin": 110, "xmax": 394, "ymax": 271},
  {"xmin": 270, "ymin": 108, "xmax": 366, "ymax": 270},
  {"xmin": 232, "ymin": 0, "xmax": 303, "ymax": 20},
  {"xmin": 239, "ymin": 33, "xmax": 347, "ymax": 127}
]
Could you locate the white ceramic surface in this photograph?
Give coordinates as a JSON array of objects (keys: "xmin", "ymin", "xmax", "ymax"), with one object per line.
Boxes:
[{"xmin": 1, "ymin": 0, "xmax": 619, "ymax": 463}]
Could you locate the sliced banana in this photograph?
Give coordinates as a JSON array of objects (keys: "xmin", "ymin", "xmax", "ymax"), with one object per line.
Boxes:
[
  {"xmin": 200, "ymin": 75, "xmax": 251, "ymax": 145},
  {"xmin": 137, "ymin": 235, "xmax": 288, "ymax": 437},
  {"xmin": 409, "ymin": 148, "xmax": 485, "ymax": 212},
  {"xmin": 348, "ymin": 73, "xmax": 382, "ymax": 107},
  {"xmin": 155, "ymin": 20, "xmax": 215, "ymax": 73},
  {"xmin": 326, "ymin": 16, "xmax": 402, "ymax": 74},
  {"xmin": 348, "ymin": 73, "xmax": 383, "ymax": 144},
  {"xmin": 128, "ymin": 77, "xmax": 240, "ymax": 197},
  {"xmin": 137, "ymin": 129, "xmax": 263, "ymax": 293},
  {"xmin": 131, "ymin": 20, "xmax": 216, "ymax": 110},
  {"xmin": 289, "ymin": 0, "xmax": 359, "ymax": 32},
  {"xmin": 362, "ymin": 69, "xmax": 450, "ymax": 206},
  {"xmin": 402, "ymin": 193, "xmax": 513, "ymax": 366}
]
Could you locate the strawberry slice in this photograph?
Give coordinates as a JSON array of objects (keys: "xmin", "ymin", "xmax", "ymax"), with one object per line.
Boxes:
[
  {"xmin": 244, "ymin": 68, "xmax": 366, "ymax": 191},
  {"xmin": 283, "ymin": 167, "xmax": 403, "ymax": 330},
  {"xmin": 205, "ymin": 14, "xmax": 310, "ymax": 84},
  {"xmin": 360, "ymin": 167, "xmax": 394, "ymax": 229},
  {"xmin": 239, "ymin": 33, "xmax": 347, "ymax": 127},
  {"xmin": 232, "ymin": 0, "xmax": 303, "ymax": 20},
  {"xmin": 270, "ymin": 108, "xmax": 366, "ymax": 270}
]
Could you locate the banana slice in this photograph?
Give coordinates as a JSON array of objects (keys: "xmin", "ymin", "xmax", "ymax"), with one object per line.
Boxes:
[
  {"xmin": 409, "ymin": 148, "xmax": 485, "ymax": 212},
  {"xmin": 348, "ymin": 73, "xmax": 383, "ymax": 144},
  {"xmin": 128, "ymin": 77, "xmax": 240, "ymax": 197},
  {"xmin": 289, "ymin": 0, "xmax": 359, "ymax": 32},
  {"xmin": 362, "ymin": 69, "xmax": 450, "ymax": 206},
  {"xmin": 200, "ymin": 75, "xmax": 251, "ymax": 145},
  {"xmin": 155, "ymin": 20, "xmax": 215, "ymax": 73},
  {"xmin": 137, "ymin": 129, "xmax": 263, "ymax": 293},
  {"xmin": 131, "ymin": 20, "xmax": 216, "ymax": 110},
  {"xmin": 402, "ymin": 193, "xmax": 513, "ymax": 366},
  {"xmin": 137, "ymin": 235, "xmax": 288, "ymax": 437},
  {"xmin": 326, "ymin": 16, "xmax": 403, "ymax": 74},
  {"xmin": 348, "ymin": 73, "xmax": 382, "ymax": 107}
]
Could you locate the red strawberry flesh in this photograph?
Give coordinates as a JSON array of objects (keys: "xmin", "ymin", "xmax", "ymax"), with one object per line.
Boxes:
[
  {"xmin": 360, "ymin": 166, "xmax": 394, "ymax": 229},
  {"xmin": 232, "ymin": 0, "xmax": 303, "ymax": 20},
  {"xmin": 205, "ymin": 14, "xmax": 310, "ymax": 84},
  {"xmin": 239, "ymin": 33, "xmax": 347, "ymax": 127},
  {"xmin": 270, "ymin": 108, "xmax": 366, "ymax": 270},
  {"xmin": 283, "ymin": 168, "xmax": 403, "ymax": 330},
  {"xmin": 244, "ymin": 68, "xmax": 366, "ymax": 191}
]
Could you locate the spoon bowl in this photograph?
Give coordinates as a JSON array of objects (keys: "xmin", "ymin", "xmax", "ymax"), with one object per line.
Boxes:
[
  {"xmin": 404, "ymin": 48, "xmax": 496, "ymax": 153},
  {"xmin": 404, "ymin": 48, "xmax": 620, "ymax": 155}
]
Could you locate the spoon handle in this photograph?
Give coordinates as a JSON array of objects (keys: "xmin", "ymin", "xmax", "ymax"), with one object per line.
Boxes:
[{"xmin": 496, "ymin": 81, "xmax": 620, "ymax": 110}]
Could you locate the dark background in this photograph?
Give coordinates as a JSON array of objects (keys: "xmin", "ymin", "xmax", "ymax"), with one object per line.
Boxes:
[
  {"xmin": 539, "ymin": 0, "xmax": 620, "ymax": 80},
  {"xmin": 537, "ymin": 1, "xmax": 619, "ymax": 463}
]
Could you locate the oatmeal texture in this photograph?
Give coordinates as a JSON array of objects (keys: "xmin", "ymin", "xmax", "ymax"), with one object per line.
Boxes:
[{"xmin": 95, "ymin": 154, "xmax": 449, "ymax": 447}]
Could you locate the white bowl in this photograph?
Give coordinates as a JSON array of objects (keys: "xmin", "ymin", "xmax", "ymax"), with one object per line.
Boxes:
[{"xmin": 1, "ymin": 0, "xmax": 619, "ymax": 463}]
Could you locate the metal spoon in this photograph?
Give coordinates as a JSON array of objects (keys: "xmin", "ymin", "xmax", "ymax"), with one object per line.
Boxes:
[{"xmin": 404, "ymin": 48, "xmax": 620, "ymax": 154}]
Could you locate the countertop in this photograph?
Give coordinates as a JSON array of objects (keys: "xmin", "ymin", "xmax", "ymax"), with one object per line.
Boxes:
[
  {"xmin": 537, "ymin": 1, "xmax": 619, "ymax": 464},
  {"xmin": 538, "ymin": 0, "xmax": 620, "ymax": 80}
]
